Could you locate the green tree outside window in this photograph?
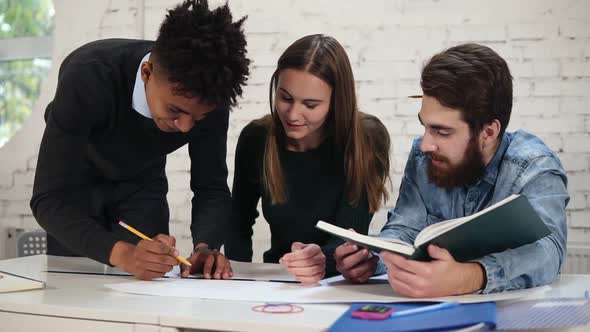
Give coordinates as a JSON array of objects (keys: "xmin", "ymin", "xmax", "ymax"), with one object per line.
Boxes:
[{"xmin": 0, "ymin": 0, "xmax": 54, "ymax": 147}]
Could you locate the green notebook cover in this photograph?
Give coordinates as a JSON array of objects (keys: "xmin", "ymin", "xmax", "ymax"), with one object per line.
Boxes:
[{"xmin": 410, "ymin": 195, "xmax": 551, "ymax": 262}]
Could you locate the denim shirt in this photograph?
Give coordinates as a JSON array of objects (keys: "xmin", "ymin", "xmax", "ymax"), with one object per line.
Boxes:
[{"xmin": 377, "ymin": 130, "xmax": 569, "ymax": 293}]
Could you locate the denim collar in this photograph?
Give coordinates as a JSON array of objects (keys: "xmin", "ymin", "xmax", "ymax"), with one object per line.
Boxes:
[{"xmin": 481, "ymin": 132, "xmax": 510, "ymax": 186}]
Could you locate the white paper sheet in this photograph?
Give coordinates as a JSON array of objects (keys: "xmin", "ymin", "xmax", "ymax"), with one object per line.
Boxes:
[
  {"xmin": 106, "ymin": 274, "xmax": 550, "ymax": 304},
  {"xmin": 168, "ymin": 260, "xmax": 298, "ymax": 283},
  {"xmin": 46, "ymin": 256, "xmax": 297, "ymax": 283}
]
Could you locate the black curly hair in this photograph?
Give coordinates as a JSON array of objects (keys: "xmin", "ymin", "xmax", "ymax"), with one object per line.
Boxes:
[{"xmin": 152, "ymin": 0, "xmax": 250, "ymax": 108}]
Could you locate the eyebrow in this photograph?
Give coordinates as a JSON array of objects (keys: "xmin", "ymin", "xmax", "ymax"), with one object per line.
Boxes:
[
  {"xmin": 417, "ymin": 114, "xmax": 455, "ymax": 131},
  {"xmin": 278, "ymin": 88, "xmax": 324, "ymax": 103},
  {"xmin": 169, "ymin": 104, "xmax": 190, "ymax": 115}
]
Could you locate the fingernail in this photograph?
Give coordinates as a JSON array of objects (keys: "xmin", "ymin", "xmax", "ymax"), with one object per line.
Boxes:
[
  {"xmin": 352, "ymin": 245, "xmax": 358, "ymax": 251},
  {"xmin": 205, "ymin": 273, "xmax": 211, "ymax": 279},
  {"xmin": 215, "ymin": 273, "xmax": 220, "ymax": 279},
  {"xmin": 174, "ymin": 250, "xmax": 179, "ymax": 256}
]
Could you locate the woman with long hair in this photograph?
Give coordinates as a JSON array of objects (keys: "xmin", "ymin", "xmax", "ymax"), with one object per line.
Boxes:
[{"xmin": 225, "ymin": 34, "xmax": 391, "ymax": 283}]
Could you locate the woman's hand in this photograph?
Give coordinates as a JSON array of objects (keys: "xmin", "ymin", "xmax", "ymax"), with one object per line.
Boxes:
[{"xmin": 280, "ymin": 242, "xmax": 326, "ymax": 284}]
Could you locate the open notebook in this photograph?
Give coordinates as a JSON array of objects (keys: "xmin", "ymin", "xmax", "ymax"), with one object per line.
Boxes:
[
  {"xmin": 0, "ymin": 270, "xmax": 46, "ymax": 293},
  {"xmin": 317, "ymin": 194, "xmax": 551, "ymax": 262}
]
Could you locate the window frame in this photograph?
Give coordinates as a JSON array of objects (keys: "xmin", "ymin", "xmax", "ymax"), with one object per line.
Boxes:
[{"xmin": 0, "ymin": 36, "xmax": 53, "ymax": 61}]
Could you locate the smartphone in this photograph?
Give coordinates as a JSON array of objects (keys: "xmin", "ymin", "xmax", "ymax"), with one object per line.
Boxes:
[{"xmin": 351, "ymin": 305, "xmax": 396, "ymax": 320}]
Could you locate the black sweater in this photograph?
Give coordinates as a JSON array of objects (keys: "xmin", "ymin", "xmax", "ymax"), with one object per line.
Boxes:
[
  {"xmin": 225, "ymin": 121, "xmax": 373, "ymax": 276},
  {"xmin": 30, "ymin": 39, "xmax": 231, "ymax": 264}
]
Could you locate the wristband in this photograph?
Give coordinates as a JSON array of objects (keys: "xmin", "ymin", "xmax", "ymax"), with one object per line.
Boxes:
[{"xmin": 192, "ymin": 245, "xmax": 210, "ymax": 255}]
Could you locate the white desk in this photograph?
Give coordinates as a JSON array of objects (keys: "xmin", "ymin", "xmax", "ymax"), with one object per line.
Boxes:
[{"xmin": 0, "ymin": 255, "xmax": 589, "ymax": 332}]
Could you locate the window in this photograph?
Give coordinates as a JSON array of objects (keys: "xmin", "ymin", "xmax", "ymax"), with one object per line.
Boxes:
[{"xmin": 0, "ymin": 0, "xmax": 54, "ymax": 148}]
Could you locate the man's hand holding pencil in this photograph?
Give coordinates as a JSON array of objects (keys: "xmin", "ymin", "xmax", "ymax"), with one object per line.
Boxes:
[
  {"xmin": 109, "ymin": 221, "xmax": 189, "ymax": 280},
  {"xmin": 109, "ymin": 234, "xmax": 180, "ymax": 280},
  {"xmin": 110, "ymin": 220, "xmax": 233, "ymax": 280}
]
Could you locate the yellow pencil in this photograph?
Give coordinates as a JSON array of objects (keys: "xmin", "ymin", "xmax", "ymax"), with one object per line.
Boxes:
[{"xmin": 118, "ymin": 221, "xmax": 192, "ymax": 266}]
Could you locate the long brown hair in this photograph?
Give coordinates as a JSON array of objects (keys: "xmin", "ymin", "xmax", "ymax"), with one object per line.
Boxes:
[{"xmin": 261, "ymin": 34, "xmax": 389, "ymax": 213}]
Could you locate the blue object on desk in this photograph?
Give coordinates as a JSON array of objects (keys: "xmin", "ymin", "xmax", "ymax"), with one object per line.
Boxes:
[
  {"xmin": 328, "ymin": 302, "xmax": 496, "ymax": 332},
  {"xmin": 389, "ymin": 301, "xmax": 460, "ymax": 318}
]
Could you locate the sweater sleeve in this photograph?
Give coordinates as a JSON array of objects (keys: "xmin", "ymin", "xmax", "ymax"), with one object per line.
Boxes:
[
  {"xmin": 224, "ymin": 122, "xmax": 264, "ymax": 261},
  {"xmin": 30, "ymin": 62, "xmax": 121, "ymax": 265},
  {"xmin": 321, "ymin": 192, "xmax": 373, "ymax": 277},
  {"xmin": 188, "ymin": 108, "xmax": 232, "ymax": 250}
]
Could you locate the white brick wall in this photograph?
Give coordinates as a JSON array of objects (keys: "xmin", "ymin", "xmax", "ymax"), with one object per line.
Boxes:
[{"xmin": 1, "ymin": 0, "xmax": 589, "ymax": 261}]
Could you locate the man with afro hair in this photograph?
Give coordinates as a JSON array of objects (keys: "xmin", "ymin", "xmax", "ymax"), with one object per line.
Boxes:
[{"xmin": 31, "ymin": 0, "xmax": 250, "ymax": 280}]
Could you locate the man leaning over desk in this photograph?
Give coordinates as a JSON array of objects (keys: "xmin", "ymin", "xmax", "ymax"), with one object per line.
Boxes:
[
  {"xmin": 29, "ymin": 0, "xmax": 250, "ymax": 280},
  {"xmin": 334, "ymin": 43, "xmax": 569, "ymax": 297}
]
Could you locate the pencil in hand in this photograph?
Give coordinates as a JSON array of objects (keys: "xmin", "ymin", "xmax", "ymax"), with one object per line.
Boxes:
[{"xmin": 118, "ymin": 220, "xmax": 192, "ymax": 266}]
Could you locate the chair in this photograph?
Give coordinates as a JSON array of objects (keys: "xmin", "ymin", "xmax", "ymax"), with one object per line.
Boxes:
[{"xmin": 17, "ymin": 229, "xmax": 47, "ymax": 257}]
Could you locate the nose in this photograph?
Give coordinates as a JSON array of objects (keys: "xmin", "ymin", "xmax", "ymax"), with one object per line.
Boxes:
[
  {"xmin": 285, "ymin": 103, "xmax": 304, "ymax": 122},
  {"xmin": 420, "ymin": 131, "xmax": 437, "ymax": 153},
  {"xmin": 174, "ymin": 114, "xmax": 194, "ymax": 133}
]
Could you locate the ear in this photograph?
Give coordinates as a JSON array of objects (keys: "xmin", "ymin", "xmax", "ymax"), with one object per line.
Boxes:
[
  {"xmin": 140, "ymin": 61, "xmax": 153, "ymax": 83},
  {"xmin": 479, "ymin": 119, "xmax": 501, "ymax": 147}
]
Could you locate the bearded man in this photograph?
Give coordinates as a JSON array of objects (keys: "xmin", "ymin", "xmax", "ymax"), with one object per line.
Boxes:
[{"xmin": 333, "ymin": 43, "xmax": 569, "ymax": 296}]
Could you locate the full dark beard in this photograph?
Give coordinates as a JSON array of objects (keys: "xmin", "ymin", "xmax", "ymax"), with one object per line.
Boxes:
[{"xmin": 427, "ymin": 137, "xmax": 486, "ymax": 189}]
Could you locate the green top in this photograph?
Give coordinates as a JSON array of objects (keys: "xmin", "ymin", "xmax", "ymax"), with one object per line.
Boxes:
[{"xmin": 225, "ymin": 120, "xmax": 373, "ymax": 276}]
